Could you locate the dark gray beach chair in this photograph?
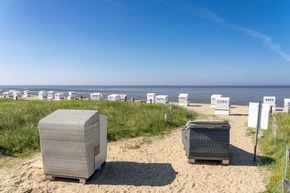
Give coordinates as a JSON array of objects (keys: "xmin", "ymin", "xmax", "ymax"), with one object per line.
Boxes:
[{"xmin": 182, "ymin": 120, "xmax": 230, "ymax": 165}]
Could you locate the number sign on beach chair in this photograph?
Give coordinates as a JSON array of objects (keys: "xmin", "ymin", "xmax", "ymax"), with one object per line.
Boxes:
[
  {"xmin": 214, "ymin": 97, "xmax": 230, "ymax": 115},
  {"xmin": 263, "ymin": 96, "xmax": 276, "ymax": 111}
]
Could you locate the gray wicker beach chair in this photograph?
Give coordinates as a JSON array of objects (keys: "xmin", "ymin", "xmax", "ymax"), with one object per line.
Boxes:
[
  {"xmin": 182, "ymin": 120, "xmax": 230, "ymax": 165},
  {"xmin": 38, "ymin": 109, "xmax": 107, "ymax": 183}
]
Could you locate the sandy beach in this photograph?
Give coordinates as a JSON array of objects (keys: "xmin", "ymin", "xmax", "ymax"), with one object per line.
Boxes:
[{"xmin": 0, "ymin": 103, "xmax": 269, "ymax": 193}]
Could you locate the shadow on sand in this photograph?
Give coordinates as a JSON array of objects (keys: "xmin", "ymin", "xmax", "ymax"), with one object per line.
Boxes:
[
  {"xmin": 87, "ymin": 161, "xmax": 177, "ymax": 186},
  {"xmin": 44, "ymin": 147, "xmax": 273, "ymax": 184},
  {"xmin": 186, "ymin": 144, "xmax": 274, "ymax": 167},
  {"xmin": 230, "ymin": 113, "xmax": 248, "ymax": 117},
  {"xmin": 188, "ymin": 104, "xmax": 203, "ymax": 107},
  {"xmin": 229, "ymin": 144, "xmax": 274, "ymax": 166}
]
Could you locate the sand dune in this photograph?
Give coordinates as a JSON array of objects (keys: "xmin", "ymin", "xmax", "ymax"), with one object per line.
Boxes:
[{"xmin": 0, "ymin": 103, "xmax": 268, "ymax": 193}]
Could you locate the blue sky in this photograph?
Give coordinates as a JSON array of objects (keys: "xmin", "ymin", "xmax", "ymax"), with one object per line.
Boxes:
[{"xmin": 0, "ymin": 0, "xmax": 289, "ymax": 85}]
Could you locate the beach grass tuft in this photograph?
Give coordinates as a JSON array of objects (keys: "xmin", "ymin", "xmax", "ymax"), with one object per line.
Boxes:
[{"xmin": 0, "ymin": 99, "xmax": 197, "ymax": 157}]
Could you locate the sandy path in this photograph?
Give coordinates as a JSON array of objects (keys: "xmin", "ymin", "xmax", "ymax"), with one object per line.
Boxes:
[{"xmin": 0, "ymin": 104, "xmax": 268, "ymax": 193}]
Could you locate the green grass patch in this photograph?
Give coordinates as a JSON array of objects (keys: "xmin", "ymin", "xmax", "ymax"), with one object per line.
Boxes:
[
  {"xmin": 258, "ymin": 113, "xmax": 290, "ymax": 193},
  {"xmin": 0, "ymin": 99, "xmax": 197, "ymax": 157}
]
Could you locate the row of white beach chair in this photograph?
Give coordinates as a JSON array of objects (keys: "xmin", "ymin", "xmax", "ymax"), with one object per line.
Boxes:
[
  {"xmin": 1, "ymin": 89, "xmax": 289, "ymax": 112},
  {"xmin": 212, "ymin": 95, "xmax": 290, "ymax": 115}
]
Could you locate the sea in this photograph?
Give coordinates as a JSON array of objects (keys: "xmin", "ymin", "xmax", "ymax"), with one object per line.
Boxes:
[{"xmin": 0, "ymin": 85, "xmax": 290, "ymax": 107}]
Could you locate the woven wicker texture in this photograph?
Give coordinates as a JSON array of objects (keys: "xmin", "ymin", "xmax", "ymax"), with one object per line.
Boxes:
[
  {"xmin": 38, "ymin": 109, "xmax": 100, "ymax": 179},
  {"xmin": 182, "ymin": 120, "xmax": 230, "ymax": 160}
]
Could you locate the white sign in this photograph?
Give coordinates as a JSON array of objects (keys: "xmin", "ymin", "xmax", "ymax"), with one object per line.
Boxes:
[{"xmin": 248, "ymin": 102, "xmax": 271, "ymax": 130}]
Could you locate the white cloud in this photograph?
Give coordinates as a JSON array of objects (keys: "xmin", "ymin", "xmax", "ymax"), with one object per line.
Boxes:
[
  {"xmin": 172, "ymin": 2, "xmax": 290, "ymax": 63},
  {"xmin": 237, "ymin": 27, "xmax": 290, "ymax": 62}
]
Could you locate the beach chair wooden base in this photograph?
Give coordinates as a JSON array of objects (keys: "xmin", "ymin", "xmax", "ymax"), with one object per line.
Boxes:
[
  {"xmin": 43, "ymin": 161, "xmax": 106, "ymax": 184},
  {"xmin": 45, "ymin": 175, "xmax": 55, "ymax": 180},
  {"xmin": 79, "ymin": 178, "xmax": 86, "ymax": 184},
  {"xmin": 188, "ymin": 158, "xmax": 229, "ymax": 166},
  {"xmin": 222, "ymin": 160, "xmax": 229, "ymax": 165},
  {"xmin": 44, "ymin": 175, "xmax": 87, "ymax": 184}
]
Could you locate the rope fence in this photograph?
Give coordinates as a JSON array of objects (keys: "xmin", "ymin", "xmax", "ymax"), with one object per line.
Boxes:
[{"xmin": 271, "ymin": 114, "xmax": 289, "ymax": 193}]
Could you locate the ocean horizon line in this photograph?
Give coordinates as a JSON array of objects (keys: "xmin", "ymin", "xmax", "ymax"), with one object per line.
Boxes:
[{"xmin": 1, "ymin": 84, "xmax": 290, "ymax": 87}]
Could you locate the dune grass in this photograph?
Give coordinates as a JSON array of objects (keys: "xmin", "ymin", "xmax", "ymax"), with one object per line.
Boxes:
[
  {"xmin": 0, "ymin": 99, "xmax": 197, "ymax": 157},
  {"xmin": 258, "ymin": 113, "xmax": 290, "ymax": 193}
]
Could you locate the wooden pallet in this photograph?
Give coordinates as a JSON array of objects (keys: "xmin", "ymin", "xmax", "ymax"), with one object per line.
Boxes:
[
  {"xmin": 188, "ymin": 158, "xmax": 229, "ymax": 165},
  {"xmin": 45, "ymin": 174, "xmax": 87, "ymax": 184},
  {"xmin": 44, "ymin": 161, "xmax": 106, "ymax": 184}
]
